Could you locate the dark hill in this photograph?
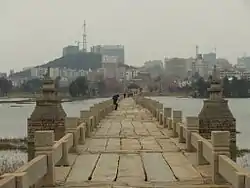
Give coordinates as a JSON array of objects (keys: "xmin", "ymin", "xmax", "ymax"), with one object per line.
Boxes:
[
  {"xmin": 12, "ymin": 52, "xmax": 102, "ymax": 78},
  {"xmin": 40, "ymin": 52, "xmax": 102, "ymax": 69}
]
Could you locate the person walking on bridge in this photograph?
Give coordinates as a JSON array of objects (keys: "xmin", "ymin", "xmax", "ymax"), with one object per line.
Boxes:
[{"xmin": 112, "ymin": 94, "xmax": 119, "ymax": 110}]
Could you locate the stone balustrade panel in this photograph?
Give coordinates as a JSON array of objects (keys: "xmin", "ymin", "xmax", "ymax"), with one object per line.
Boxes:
[
  {"xmin": 201, "ymin": 139, "xmax": 213, "ymax": 163},
  {"xmin": 52, "ymin": 141, "xmax": 63, "ymax": 164},
  {"xmin": 0, "ymin": 176, "xmax": 15, "ymax": 188},
  {"xmin": 190, "ymin": 132, "xmax": 203, "ymax": 150},
  {"xmin": 218, "ymin": 155, "xmax": 246, "ymax": 188}
]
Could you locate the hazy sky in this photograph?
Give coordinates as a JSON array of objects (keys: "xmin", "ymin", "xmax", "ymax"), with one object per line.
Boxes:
[{"xmin": 1, "ymin": 0, "xmax": 250, "ymax": 72}]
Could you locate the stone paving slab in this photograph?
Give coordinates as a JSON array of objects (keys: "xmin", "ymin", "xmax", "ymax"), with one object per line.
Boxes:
[{"xmin": 53, "ymin": 98, "xmax": 231, "ymax": 188}]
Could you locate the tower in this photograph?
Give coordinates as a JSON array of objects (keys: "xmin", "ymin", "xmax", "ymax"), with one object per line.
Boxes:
[
  {"xmin": 82, "ymin": 20, "xmax": 87, "ymax": 52},
  {"xmin": 196, "ymin": 45, "xmax": 199, "ymax": 59},
  {"xmin": 27, "ymin": 67, "xmax": 66, "ymax": 161},
  {"xmin": 198, "ymin": 65, "xmax": 236, "ymax": 161}
]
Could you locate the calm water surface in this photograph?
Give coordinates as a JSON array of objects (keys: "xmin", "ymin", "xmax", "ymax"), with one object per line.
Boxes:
[
  {"xmin": 0, "ymin": 98, "xmax": 109, "ymax": 138},
  {"xmin": 150, "ymin": 97, "xmax": 250, "ymax": 149}
]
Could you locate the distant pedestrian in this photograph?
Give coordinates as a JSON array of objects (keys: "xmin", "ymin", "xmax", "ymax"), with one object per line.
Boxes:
[
  {"xmin": 123, "ymin": 93, "xmax": 126, "ymax": 98},
  {"xmin": 112, "ymin": 94, "xmax": 119, "ymax": 110}
]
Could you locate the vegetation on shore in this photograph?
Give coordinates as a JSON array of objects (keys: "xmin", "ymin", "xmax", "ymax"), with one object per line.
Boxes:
[{"xmin": 191, "ymin": 76, "xmax": 250, "ymax": 98}]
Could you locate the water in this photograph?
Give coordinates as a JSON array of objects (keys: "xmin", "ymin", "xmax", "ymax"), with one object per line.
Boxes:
[
  {"xmin": 150, "ymin": 96, "xmax": 250, "ymax": 169},
  {"xmin": 0, "ymin": 97, "xmax": 109, "ymax": 138},
  {"xmin": 149, "ymin": 97, "xmax": 250, "ymax": 149}
]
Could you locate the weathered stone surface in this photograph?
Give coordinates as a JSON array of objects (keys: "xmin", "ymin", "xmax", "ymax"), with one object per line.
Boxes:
[
  {"xmin": 163, "ymin": 152, "xmax": 202, "ymax": 181},
  {"xmin": 59, "ymin": 98, "xmax": 220, "ymax": 187},
  {"xmin": 142, "ymin": 153, "xmax": 175, "ymax": 182},
  {"xmin": 67, "ymin": 154, "xmax": 99, "ymax": 183},
  {"xmin": 92, "ymin": 154, "xmax": 119, "ymax": 181},
  {"xmin": 117, "ymin": 154, "xmax": 145, "ymax": 182}
]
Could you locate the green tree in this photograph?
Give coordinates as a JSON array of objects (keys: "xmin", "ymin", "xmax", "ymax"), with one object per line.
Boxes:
[
  {"xmin": 69, "ymin": 76, "xmax": 88, "ymax": 97},
  {"xmin": 97, "ymin": 80, "xmax": 106, "ymax": 94},
  {"xmin": 223, "ymin": 76, "xmax": 230, "ymax": 97},
  {"xmin": 231, "ymin": 77, "xmax": 239, "ymax": 97},
  {"xmin": 192, "ymin": 77, "xmax": 209, "ymax": 97},
  {"xmin": 20, "ymin": 78, "xmax": 42, "ymax": 93},
  {"xmin": 127, "ymin": 83, "xmax": 140, "ymax": 89},
  {"xmin": 55, "ymin": 76, "xmax": 61, "ymax": 89},
  {"xmin": 0, "ymin": 77, "xmax": 12, "ymax": 96}
]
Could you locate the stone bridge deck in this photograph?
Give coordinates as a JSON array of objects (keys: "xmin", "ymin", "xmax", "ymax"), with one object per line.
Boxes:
[{"xmin": 54, "ymin": 98, "xmax": 229, "ymax": 188}]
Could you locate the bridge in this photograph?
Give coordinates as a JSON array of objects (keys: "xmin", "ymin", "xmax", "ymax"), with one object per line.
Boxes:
[{"xmin": 0, "ymin": 96, "xmax": 249, "ymax": 188}]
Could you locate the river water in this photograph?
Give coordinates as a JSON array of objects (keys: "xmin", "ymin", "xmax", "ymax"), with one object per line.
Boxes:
[
  {"xmin": 0, "ymin": 98, "xmax": 109, "ymax": 138},
  {"xmin": 0, "ymin": 97, "xmax": 250, "ymax": 171}
]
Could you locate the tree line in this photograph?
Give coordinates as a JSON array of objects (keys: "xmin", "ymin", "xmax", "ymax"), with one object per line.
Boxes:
[
  {"xmin": 192, "ymin": 76, "xmax": 250, "ymax": 98},
  {"xmin": 2, "ymin": 76, "xmax": 131, "ymax": 98}
]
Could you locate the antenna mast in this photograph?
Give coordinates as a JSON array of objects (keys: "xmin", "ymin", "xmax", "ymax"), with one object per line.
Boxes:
[
  {"xmin": 195, "ymin": 45, "xmax": 199, "ymax": 59},
  {"xmin": 82, "ymin": 20, "xmax": 87, "ymax": 52}
]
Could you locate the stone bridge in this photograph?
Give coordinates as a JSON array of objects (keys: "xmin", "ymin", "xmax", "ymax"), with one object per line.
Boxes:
[{"xmin": 0, "ymin": 97, "xmax": 249, "ymax": 188}]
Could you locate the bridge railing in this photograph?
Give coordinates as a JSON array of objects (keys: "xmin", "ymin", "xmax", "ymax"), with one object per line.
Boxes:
[
  {"xmin": 0, "ymin": 99, "xmax": 114, "ymax": 188},
  {"xmin": 135, "ymin": 96, "xmax": 250, "ymax": 188}
]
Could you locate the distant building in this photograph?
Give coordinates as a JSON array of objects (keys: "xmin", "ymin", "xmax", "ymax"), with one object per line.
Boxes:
[
  {"xmin": 0, "ymin": 72, "xmax": 7, "ymax": 78},
  {"xmin": 102, "ymin": 61, "xmax": 118, "ymax": 79},
  {"xmin": 220, "ymin": 70, "xmax": 250, "ymax": 80},
  {"xmin": 144, "ymin": 60, "xmax": 163, "ymax": 69},
  {"xmin": 62, "ymin": 45, "xmax": 79, "ymax": 56},
  {"xmin": 164, "ymin": 58, "xmax": 187, "ymax": 79},
  {"xmin": 30, "ymin": 67, "xmax": 88, "ymax": 80},
  {"xmin": 91, "ymin": 45, "xmax": 125, "ymax": 64},
  {"xmin": 216, "ymin": 58, "xmax": 232, "ymax": 70},
  {"xmin": 203, "ymin": 52, "xmax": 216, "ymax": 70},
  {"xmin": 125, "ymin": 69, "xmax": 138, "ymax": 81},
  {"xmin": 237, "ymin": 56, "xmax": 250, "ymax": 71},
  {"xmin": 192, "ymin": 54, "xmax": 209, "ymax": 79}
]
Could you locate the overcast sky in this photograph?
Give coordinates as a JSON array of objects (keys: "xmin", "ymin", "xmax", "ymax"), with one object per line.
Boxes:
[{"xmin": 1, "ymin": 0, "xmax": 250, "ymax": 72}]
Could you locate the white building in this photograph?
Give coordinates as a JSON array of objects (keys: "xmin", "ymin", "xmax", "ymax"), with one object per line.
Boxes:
[
  {"xmin": 144, "ymin": 60, "xmax": 163, "ymax": 69},
  {"xmin": 30, "ymin": 67, "xmax": 88, "ymax": 80},
  {"xmin": 203, "ymin": 52, "xmax": 216, "ymax": 70},
  {"xmin": 125, "ymin": 69, "xmax": 138, "ymax": 81},
  {"xmin": 192, "ymin": 54, "xmax": 209, "ymax": 79},
  {"xmin": 62, "ymin": 45, "xmax": 79, "ymax": 57},
  {"xmin": 219, "ymin": 70, "xmax": 250, "ymax": 80},
  {"xmin": 91, "ymin": 45, "xmax": 125, "ymax": 64}
]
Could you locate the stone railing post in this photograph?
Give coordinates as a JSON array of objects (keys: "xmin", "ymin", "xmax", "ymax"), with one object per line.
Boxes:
[
  {"xmin": 211, "ymin": 131, "xmax": 230, "ymax": 184},
  {"xmin": 197, "ymin": 140, "xmax": 209, "ymax": 165},
  {"xmin": 167, "ymin": 118, "xmax": 173, "ymax": 130},
  {"xmin": 90, "ymin": 106, "xmax": 97, "ymax": 129},
  {"xmin": 185, "ymin": 116, "xmax": 199, "ymax": 152},
  {"xmin": 80, "ymin": 110, "xmax": 90, "ymax": 137},
  {"xmin": 178, "ymin": 123, "xmax": 185, "ymax": 143},
  {"xmin": 79, "ymin": 124, "xmax": 86, "ymax": 145},
  {"xmin": 159, "ymin": 112, "xmax": 163, "ymax": 125},
  {"xmin": 157, "ymin": 103, "xmax": 163, "ymax": 121},
  {"xmin": 152, "ymin": 100, "xmax": 157, "ymax": 118},
  {"xmin": 35, "ymin": 130, "xmax": 55, "ymax": 187},
  {"xmin": 57, "ymin": 139, "xmax": 70, "ymax": 166},
  {"xmin": 65, "ymin": 117, "xmax": 79, "ymax": 153},
  {"xmin": 163, "ymin": 107, "xmax": 171, "ymax": 128},
  {"xmin": 172, "ymin": 110, "xmax": 182, "ymax": 137}
]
